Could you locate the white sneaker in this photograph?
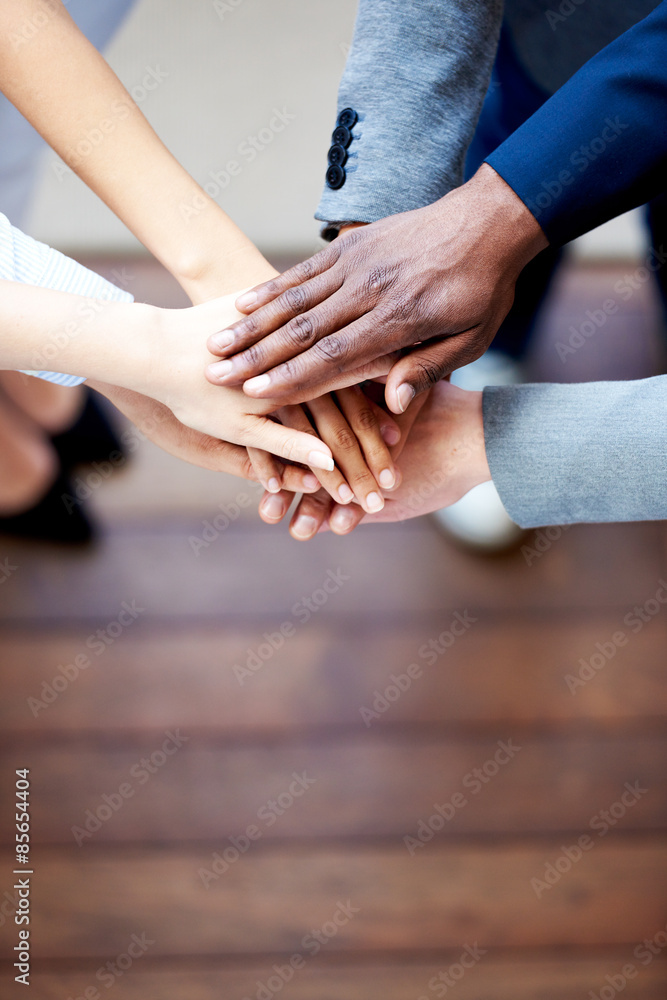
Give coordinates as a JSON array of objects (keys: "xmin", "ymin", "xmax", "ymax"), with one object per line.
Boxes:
[
  {"xmin": 431, "ymin": 480, "xmax": 525, "ymax": 552},
  {"xmin": 431, "ymin": 352, "xmax": 526, "ymax": 552}
]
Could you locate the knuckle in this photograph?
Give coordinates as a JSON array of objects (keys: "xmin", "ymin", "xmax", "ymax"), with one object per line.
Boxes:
[
  {"xmin": 315, "ymin": 335, "xmax": 347, "ymax": 364},
  {"xmin": 354, "ymin": 407, "xmax": 377, "ymax": 432},
  {"xmin": 414, "ymin": 358, "xmax": 444, "ymax": 387},
  {"xmin": 364, "ymin": 266, "xmax": 388, "ymax": 294},
  {"xmin": 388, "ymin": 289, "xmax": 422, "ymax": 323},
  {"xmin": 285, "ymin": 312, "xmax": 315, "ymax": 347},
  {"xmin": 283, "ymin": 285, "xmax": 308, "ymax": 313},
  {"xmin": 278, "ymin": 437, "xmax": 299, "ymax": 463},
  {"xmin": 239, "ymin": 313, "xmax": 260, "ymax": 337},
  {"xmin": 333, "ymin": 427, "xmax": 356, "ymax": 451},
  {"xmin": 350, "ymin": 468, "xmax": 376, "ymax": 491},
  {"xmin": 278, "ymin": 357, "xmax": 305, "ymax": 387},
  {"xmin": 240, "ymin": 455, "xmax": 256, "ymax": 481},
  {"xmin": 294, "ymin": 258, "xmax": 315, "ymax": 282},
  {"xmin": 261, "ymin": 278, "xmax": 282, "ymax": 298},
  {"xmin": 241, "ymin": 343, "xmax": 266, "ymax": 369}
]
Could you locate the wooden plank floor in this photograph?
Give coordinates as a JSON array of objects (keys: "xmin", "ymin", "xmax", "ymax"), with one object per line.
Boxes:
[{"xmin": 0, "ymin": 256, "xmax": 666, "ymax": 999}]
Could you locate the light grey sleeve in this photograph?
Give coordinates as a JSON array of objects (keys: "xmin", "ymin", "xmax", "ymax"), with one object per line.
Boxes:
[
  {"xmin": 315, "ymin": 0, "xmax": 503, "ymax": 236},
  {"xmin": 482, "ymin": 377, "xmax": 667, "ymax": 526}
]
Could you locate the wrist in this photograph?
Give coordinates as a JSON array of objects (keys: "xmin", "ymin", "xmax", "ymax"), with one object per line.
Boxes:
[
  {"xmin": 463, "ymin": 163, "xmax": 549, "ymax": 274},
  {"xmin": 98, "ymin": 301, "xmax": 163, "ymax": 396},
  {"xmin": 172, "ymin": 223, "xmax": 277, "ymax": 304},
  {"xmin": 460, "ymin": 389, "xmax": 492, "ymax": 494}
]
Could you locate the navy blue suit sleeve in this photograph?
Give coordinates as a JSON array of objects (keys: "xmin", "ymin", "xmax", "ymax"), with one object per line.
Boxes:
[{"xmin": 486, "ymin": 0, "xmax": 667, "ymax": 247}]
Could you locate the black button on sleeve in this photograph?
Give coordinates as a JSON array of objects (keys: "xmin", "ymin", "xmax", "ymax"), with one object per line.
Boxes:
[
  {"xmin": 326, "ymin": 164, "xmax": 346, "ymax": 190},
  {"xmin": 327, "ymin": 143, "xmax": 348, "ymax": 166},
  {"xmin": 332, "ymin": 124, "xmax": 352, "ymax": 147},
  {"xmin": 337, "ymin": 107, "xmax": 358, "ymax": 129}
]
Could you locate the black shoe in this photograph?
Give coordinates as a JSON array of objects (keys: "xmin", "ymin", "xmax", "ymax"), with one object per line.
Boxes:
[
  {"xmin": 0, "ymin": 472, "xmax": 95, "ymax": 545},
  {"xmin": 51, "ymin": 389, "xmax": 127, "ymax": 469}
]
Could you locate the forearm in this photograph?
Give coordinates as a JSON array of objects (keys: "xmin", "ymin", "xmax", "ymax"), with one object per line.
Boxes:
[
  {"xmin": 483, "ymin": 377, "xmax": 667, "ymax": 526},
  {"xmin": 0, "ymin": 0, "xmax": 272, "ymax": 301},
  {"xmin": 486, "ymin": 1, "xmax": 667, "ymax": 246},
  {"xmin": 1, "ymin": 279, "xmax": 154, "ymax": 388}
]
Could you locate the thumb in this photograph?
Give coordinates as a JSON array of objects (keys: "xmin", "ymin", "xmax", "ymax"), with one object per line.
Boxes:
[{"xmin": 384, "ymin": 337, "xmax": 471, "ymax": 413}]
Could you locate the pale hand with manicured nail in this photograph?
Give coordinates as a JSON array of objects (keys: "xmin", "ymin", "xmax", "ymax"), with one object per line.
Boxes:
[{"xmin": 137, "ymin": 293, "xmax": 335, "ymax": 469}]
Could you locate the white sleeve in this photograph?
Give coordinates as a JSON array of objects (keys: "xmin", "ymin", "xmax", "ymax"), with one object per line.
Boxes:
[{"xmin": 0, "ymin": 211, "xmax": 134, "ymax": 386}]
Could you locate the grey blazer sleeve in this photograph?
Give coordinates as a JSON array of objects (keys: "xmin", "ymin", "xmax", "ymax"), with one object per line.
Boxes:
[
  {"xmin": 315, "ymin": 0, "xmax": 503, "ymax": 237},
  {"xmin": 482, "ymin": 377, "xmax": 667, "ymax": 527}
]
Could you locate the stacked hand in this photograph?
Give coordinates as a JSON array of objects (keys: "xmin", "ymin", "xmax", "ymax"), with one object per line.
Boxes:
[
  {"xmin": 203, "ymin": 165, "xmax": 548, "ymax": 413},
  {"xmin": 189, "ymin": 165, "xmax": 547, "ymax": 537},
  {"xmin": 89, "ymin": 292, "xmax": 402, "ymax": 516},
  {"xmin": 255, "ymin": 381, "xmax": 492, "ymax": 539}
]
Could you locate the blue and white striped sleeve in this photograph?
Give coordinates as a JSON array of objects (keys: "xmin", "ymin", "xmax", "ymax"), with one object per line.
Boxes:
[{"xmin": 0, "ymin": 211, "xmax": 134, "ymax": 387}]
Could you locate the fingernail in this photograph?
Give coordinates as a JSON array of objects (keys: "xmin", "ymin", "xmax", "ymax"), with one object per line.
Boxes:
[
  {"xmin": 308, "ymin": 451, "xmax": 334, "ymax": 472},
  {"xmin": 381, "ymin": 424, "xmax": 401, "ymax": 446},
  {"xmin": 366, "ymin": 491, "xmax": 384, "ymax": 512},
  {"xmin": 396, "ymin": 383, "xmax": 415, "ymax": 414},
  {"xmin": 208, "ymin": 360, "xmax": 233, "ymax": 379},
  {"xmin": 244, "ymin": 374, "xmax": 272, "ymax": 393},
  {"xmin": 331, "ymin": 506, "xmax": 358, "ymax": 533},
  {"xmin": 260, "ymin": 494, "xmax": 285, "ymax": 520},
  {"xmin": 291, "ymin": 515, "xmax": 318, "ymax": 539},
  {"xmin": 303, "ymin": 473, "xmax": 320, "ymax": 491},
  {"xmin": 236, "ymin": 290, "xmax": 258, "ymax": 310},
  {"xmin": 267, "ymin": 477, "xmax": 281, "ymax": 494},
  {"xmin": 338, "ymin": 483, "xmax": 354, "ymax": 503},
  {"xmin": 210, "ymin": 331, "xmax": 235, "ymax": 351},
  {"xmin": 378, "ymin": 468, "xmax": 395, "ymax": 490}
]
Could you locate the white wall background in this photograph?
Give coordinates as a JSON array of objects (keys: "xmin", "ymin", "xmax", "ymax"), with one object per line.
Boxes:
[{"xmin": 28, "ymin": 0, "xmax": 643, "ymax": 259}]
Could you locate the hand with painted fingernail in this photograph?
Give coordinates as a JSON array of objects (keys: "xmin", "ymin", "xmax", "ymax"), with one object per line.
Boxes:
[
  {"xmin": 203, "ymin": 169, "xmax": 548, "ymax": 413},
  {"xmin": 276, "ymin": 387, "xmax": 401, "ymax": 517},
  {"xmin": 256, "ymin": 384, "xmax": 433, "ymax": 540},
  {"xmin": 134, "ymin": 292, "xmax": 336, "ymax": 470}
]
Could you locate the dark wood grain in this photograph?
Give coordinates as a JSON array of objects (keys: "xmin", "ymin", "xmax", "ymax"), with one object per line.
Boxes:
[
  {"xmin": 3, "ymin": 957, "xmax": 665, "ymax": 1000},
  {"xmin": 1, "ymin": 618, "xmax": 665, "ymax": 736},
  {"xmin": 0, "ymin": 735, "xmax": 664, "ymax": 844}
]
